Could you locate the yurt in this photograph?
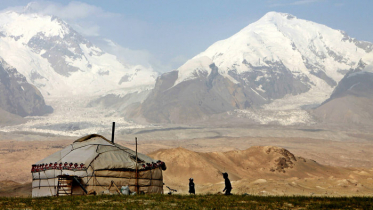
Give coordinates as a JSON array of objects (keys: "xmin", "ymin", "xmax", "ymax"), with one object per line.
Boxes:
[{"xmin": 31, "ymin": 134, "xmax": 166, "ymax": 197}]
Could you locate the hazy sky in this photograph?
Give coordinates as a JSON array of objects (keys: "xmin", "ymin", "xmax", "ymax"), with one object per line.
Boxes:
[{"xmin": 1, "ymin": 0, "xmax": 372, "ymax": 72}]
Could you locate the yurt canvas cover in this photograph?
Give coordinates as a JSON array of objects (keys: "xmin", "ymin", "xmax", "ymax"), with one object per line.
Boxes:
[{"xmin": 31, "ymin": 134, "xmax": 166, "ymax": 197}]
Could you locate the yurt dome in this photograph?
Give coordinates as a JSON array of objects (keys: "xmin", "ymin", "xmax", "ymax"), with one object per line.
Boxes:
[{"xmin": 31, "ymin": 134, "xmax": 166, "ymax": 197}]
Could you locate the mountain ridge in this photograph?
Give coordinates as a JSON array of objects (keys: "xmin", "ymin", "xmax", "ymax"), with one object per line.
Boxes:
[
  {"xmin": 0, "ymin": 57, "xmax": 52, "ymax": 118},
  {"xmin": 138, "ymin": 12, "xmax": 373, "ymax": 123},
  {"xmin": 0, "ymin": 11, "xmax": 157, "ymax": 98}
]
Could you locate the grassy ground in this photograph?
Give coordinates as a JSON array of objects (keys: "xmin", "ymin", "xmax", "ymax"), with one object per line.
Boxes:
[{"xmin": 0, "ymin": 194, "xmax": 372, "ymax": 209}]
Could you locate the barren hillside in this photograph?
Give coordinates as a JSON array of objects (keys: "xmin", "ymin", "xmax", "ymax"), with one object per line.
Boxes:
[{"xmin": 149, "ymin": 146, "xmax": 373, "ymax": 195}]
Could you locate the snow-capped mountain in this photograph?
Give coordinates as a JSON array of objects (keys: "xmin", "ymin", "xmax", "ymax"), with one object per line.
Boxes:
[
  {"xmin": 139, "ymin": 12, "xmax": 373, "ymax": 123},
  {"xmin": 0, "ymin": 57, "xmax": 52, "ymax": 117},
  {"xmin": 0, "ymin": 9, "xmax": 158, "ymax": 134},
  {"xmin": 0, "ymin": 11, "xmax": 157, "ymax": 98}
]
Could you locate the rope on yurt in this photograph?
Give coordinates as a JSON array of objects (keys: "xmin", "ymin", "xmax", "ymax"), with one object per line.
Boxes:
[
  {"xmin": 71, "ymin": 144, "xmax": 98, "ymax": 152},
  {"xmin": 86, "ymin": 168, "xmax": 94, "ymax": 184},
  {"xmin": 86, "ymin": 152, "xmax": 100, "ymax": 182},
  {"xmin": 84, "ymin": 165, "xmax": 95, "ymax": 188},
  {"xmin": 83, "ymin": 167, "xmax": 89, "ymax": 188},
  {"xmin": 42, "ymin": 170, "xmax": 54, "ymax": 196},
  {"xmin": 93, "ymin": 168, "xmax": 97, "ymax": 191},
  {"xmin": 54, "ymin": 166, "xmax": 56, "ymax": 192},
  {"xmin": 55, "ymin": 145, "xmax": 74, "ymax": 164},
  {"xmin": 150, "ymin": 167, "xmax": 153, "ymax": 193},
  {"xmin": 86, "ymin": 165, "xmax": 105, "ymax": 193},
  {"xmin": 92, "ymin": 171, "xmax": 107, "ymax": 193}
]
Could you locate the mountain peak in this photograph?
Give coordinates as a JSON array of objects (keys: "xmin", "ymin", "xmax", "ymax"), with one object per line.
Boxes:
[
  {"xmin": 139, "ymin": 11, "xmax": 373, "ymax": 123},
  {"xmin": 0, "ymin": 11, "xmax": 71, "ymax": 43},
  {"xmin": 0, "ymin": 10, "xmax": 157, "ymax": 98},
  {"xmin": 192, "ymin": 10, "xmax": 368, "ymax": 82},
  {"xmin": 261, "ymin": 11, "xmax": 297, "ymax": 21}
]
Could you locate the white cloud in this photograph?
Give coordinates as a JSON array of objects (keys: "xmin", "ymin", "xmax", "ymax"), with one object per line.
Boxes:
[
  {"xmin": 69, "ymin": 22, "xmax": 101, "ymax": 37},
  {"xmin": 15, "ymin": 1, "xmax": 120, "ymax": 36},
  {"xmin": 92, "ymin": 38, "xmax": 173, "ymax": 73},
  {"xmin": 24, "ymin": 1, "xmax": 119, "ymax": 20},
  {"xmin": 100, "ymin": 38, "xmax": 153, "ymax": 67}
]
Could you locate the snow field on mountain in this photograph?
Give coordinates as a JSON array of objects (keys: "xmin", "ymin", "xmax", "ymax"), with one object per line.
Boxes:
[
  {"xmin": 355, "ymin": 54, "xmax": 373, "ymax": 73},
  {"xmin": 263, "ymin": 73, "xmax": 335, "ymax": 110},
  {"xmin": 192, "ymin": 12, "xmax": 366, "ymax": 85},
  {"xmin": 0, "ymin": 11, "xmax": 157, "ymax": 99},
  {"xmin": 60, "ymin": 43, "xmax": 156, "ymax": 95},
  {"xmin": 173, "ymin": 56, "xmax": 213, "ymax": 87},
  {"xmin": 229, "ymin": 109, "xmax": 314, "ymax": 126},
  {"xmin": 0, "ymin": 35, "xmax": 62, "ymax": 94},
  {"xmin": 0, "ymin": 11, "xmax": 68, "ymax": 43},
  {"xmin": 0, "ymin": 95, "xmax": 149, "ymax": 136}
]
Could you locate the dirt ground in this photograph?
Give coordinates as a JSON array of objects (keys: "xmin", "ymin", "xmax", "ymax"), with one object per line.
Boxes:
[{"xmin": 0, "ymin": 127, "xmax": 373, "ymax": 196}]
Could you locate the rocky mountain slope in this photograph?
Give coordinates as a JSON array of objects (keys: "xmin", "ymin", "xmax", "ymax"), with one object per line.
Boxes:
[
  {"xmin": 139, "ymin": 12, "xmax": 373, "ymax": 123},
  {"xmin": 312, "ymin": 54, "xmax": 373, "ymax": 126},
  {"xmin": 0, "ymin": 57, "xmax": 52, "ymax": 118},
  {"xmin": 0, "ymin": 10, "xmax": 157, "ymax": 98}
]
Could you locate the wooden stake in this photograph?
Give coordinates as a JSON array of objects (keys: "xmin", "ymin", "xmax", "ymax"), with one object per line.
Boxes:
[
  {"xmin": 111, "ymin": 122, "xmax": 115, "ymax": 143},
  {"xmin": 108, "ymin": 180, "xmax": 122, "ymax": 195},
  {"xmin": 135, "ymin": 137, "xmax": 139, "ymax": 194}
]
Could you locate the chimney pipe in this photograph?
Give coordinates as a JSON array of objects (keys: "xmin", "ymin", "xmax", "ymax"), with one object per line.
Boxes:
[{"xmin": 111, "ymin": 122, "xmax": 115, "ymax": 143}]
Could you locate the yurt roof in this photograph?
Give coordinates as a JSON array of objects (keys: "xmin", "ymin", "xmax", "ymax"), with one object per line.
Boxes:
[{"xmin": 35, "ymin": 134, "xmax": 161, "ymax": 171}]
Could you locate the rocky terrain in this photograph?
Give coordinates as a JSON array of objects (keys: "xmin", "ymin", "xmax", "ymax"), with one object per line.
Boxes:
[{"xmin": 0, "ymin": 57, "xmax": 52, "ymax": 119}]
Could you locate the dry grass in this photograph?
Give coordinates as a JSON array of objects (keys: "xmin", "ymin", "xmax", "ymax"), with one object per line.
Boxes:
[{"xmin": 0, "ymin": 194, "xmax": 372, "ymax": 209}]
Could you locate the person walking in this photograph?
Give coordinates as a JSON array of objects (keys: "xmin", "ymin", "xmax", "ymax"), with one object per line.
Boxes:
[
  {"xmin": 222, "ymin": 173, "xmax": 232, "ymax": 195},
  {"xmin": 189, "ymin": 178, "xmax": 195, "ymax": 195}
]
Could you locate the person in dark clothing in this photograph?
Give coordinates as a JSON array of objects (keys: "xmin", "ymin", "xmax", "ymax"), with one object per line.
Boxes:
[
  {"xmin": 189, "ymin": 178, "xmax": 195, "ymax": 194},
  {"xmin": 222, "ymin": 172, "xmax": 232, "ymax": 195}
]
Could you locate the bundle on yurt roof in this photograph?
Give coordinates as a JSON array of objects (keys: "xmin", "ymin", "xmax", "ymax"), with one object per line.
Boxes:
[{"xmin": 31, "ymin": 134, "xmax": 166, "ymax": 197}]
